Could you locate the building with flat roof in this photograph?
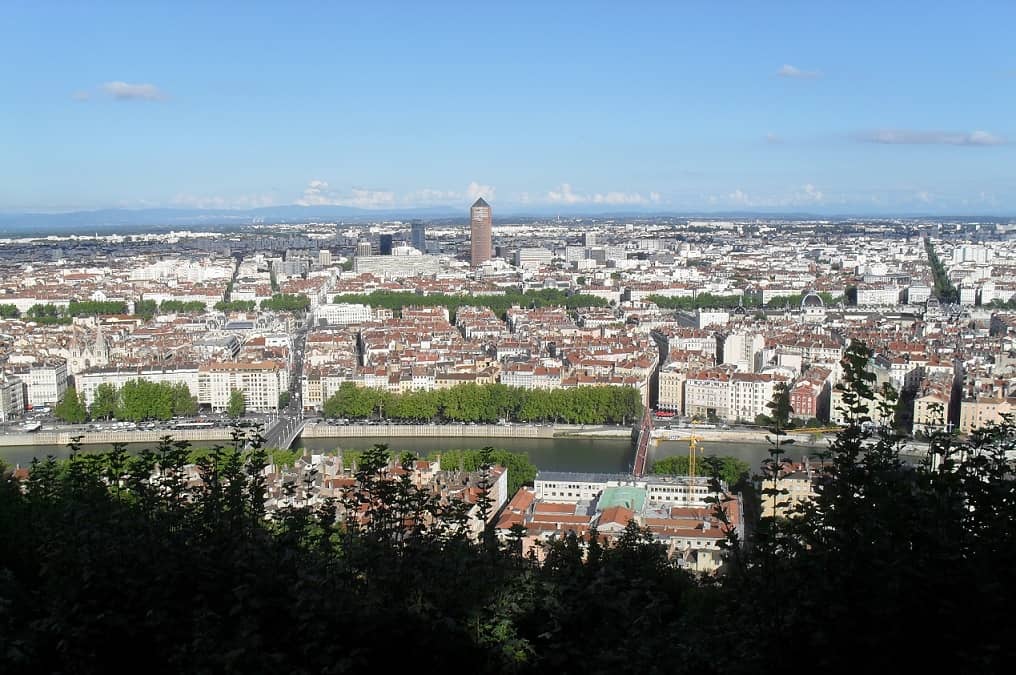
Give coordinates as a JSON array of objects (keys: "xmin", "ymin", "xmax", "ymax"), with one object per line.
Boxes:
[
  {"xmin": 411, "ymin": 220, "xmax": 426, "ymax": 253},
  {"xmin": 470, "ymin": 197, "xmax": 492, "ymax": 267}
]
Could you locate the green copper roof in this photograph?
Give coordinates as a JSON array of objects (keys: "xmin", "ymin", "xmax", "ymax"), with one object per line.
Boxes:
[{"xmin": 598, "ymin": 486, "xmax": 646, "ymax": 512}]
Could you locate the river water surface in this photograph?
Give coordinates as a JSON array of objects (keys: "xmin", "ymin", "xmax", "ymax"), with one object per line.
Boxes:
[{"xmin": 1, "ymin": 435, "xmax": 831, "ymax": 474}]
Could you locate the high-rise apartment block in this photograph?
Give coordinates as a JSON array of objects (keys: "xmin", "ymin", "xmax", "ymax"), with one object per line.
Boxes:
[
  {"xmin": 470, "ymin": 197, "xmax": 492, "ymax": 266},
  {"xmin": 411, "ymin": 220, "xmax": 427, "ymax": 252}
]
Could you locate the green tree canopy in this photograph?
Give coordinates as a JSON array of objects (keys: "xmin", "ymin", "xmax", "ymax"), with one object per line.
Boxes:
[
  {"xmin": 214, "ymin": 300, "xmax": 257, "ymax": 312},
  {"xmin": 260, "ymin": 294, "xmax": 310, "ymax": 312},
  {"xmin": 53, "ymin": 387, "xmax": 88, "ymax": 423},
  {"xmin": 159, "ymin": 300, "xmax": 209, "ymax": 313},
  {"xmin": 90, "ymin": 383, "xmax": 120, "ymax": 420},
  {"xmin": 330, "ymin": 289, "xmax": 606, "ymax": 321},
  {"xmin": 67, "ymin": 300, "xmax": 128, "ymax": 317},
  {"xmin": 321, "ymin": 382, "xmax": 641, "ymax": 425},
  {"xmin": 227, "ymin": 389, "xmax": 246, "ymax": 417},
  {"xmin": 650, "ymin": 455, "xmax": 749, "ymax": 486},
  {"xmin": 134, "ymin": 299, "xmax": 158, "ymax": 319}
]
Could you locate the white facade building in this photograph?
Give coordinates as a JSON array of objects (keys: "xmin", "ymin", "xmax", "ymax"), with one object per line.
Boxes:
[
  {"xmin": 24, "ymin": 361, "xmax": 69, "ymax": 408},
  {"xmin": 315, "ymin": 302, "xmax": 373, "ymax": 326},
  {"xmin": 198, "ymin": 361, "xmax": 286, "ymax": 412}
]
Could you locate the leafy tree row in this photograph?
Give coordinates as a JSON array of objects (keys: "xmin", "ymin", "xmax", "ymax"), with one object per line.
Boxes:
[
  {"xmin": 158, "ymin": 300, "xmax": 209, "ymax": 313},
  {"xmin": 322, "ymin": 381, "xmax": 643, "ymax": 425},
  {"xmin": 54, "ymin": 381, "xmax": 198, "ymax": 423},
  {"xmin": 260, "ymin": 293, "xmax": 310, "ymax": 312},
  {"xmin": 0, "ymin": 303, "xmax": 19, "ymax": 318},
  {"xmin": 425, "ymin": 448, "xmax": 537, "ymax": 496},
  {"xmin": 68, "ymin": 300, "xmax": 128, "ymax": 316},
  {"xmin": 135, "ymin": 299, "xmax": 158, "ymax": 319},
  {"xmin": 987, "ymin": 297, "xmax": 1016, "ymax": 310},
  {"xmin": 330, "ymin": 289, "xmax": 607, "ymax": 321},
  {"xmin": 651, "ymin": 454, "xmax": 750, "ymax": 486},
  {"xmin": 924, "ymin": 237, "xmax": 960, "ymax": 303},
  {"xmin": 25, "ymin": 303, "xmax": 72, "ymax": 324},
  {"xmin": 764, "ymin": 291, "xmax": 841, "ymax": 309},
  {"xmin": 647, "ymin": 292, "xmax": 761, "ymax": 310},
  {"xmin": 24, "ymin": 301, "xmax": 132, "ymax": 323},
  {"xmin": 648, "ymin": 291, "xmax": 840, "ymax": 311},
  {"xmin": 214, "ymin": 299, "xmax": 257, "ymax": 312},
  {"xmin": 53, "ymin": 387, "xmax": 88, "ymax": 423}
]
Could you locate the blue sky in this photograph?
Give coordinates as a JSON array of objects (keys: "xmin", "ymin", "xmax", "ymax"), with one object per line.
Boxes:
[{"xmin": 4, "ymin": 1, "xmax": 1016, "ymax": 215}]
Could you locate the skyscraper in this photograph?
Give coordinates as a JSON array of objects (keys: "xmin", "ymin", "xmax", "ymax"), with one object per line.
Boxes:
[
  {"xmin": 470, "ymin": 197, "xmax": 492, "ymax": 266},
  {"xmin": 411, "ymin": 220, "xmax": 427, "ymax": 253},
  {"xmin": 356, "ymin": 240, "xmax": 372, "ymax": 257},
  {"xmin": 379, "ymin": 234, "xmax": 393, "ymax": 256}
]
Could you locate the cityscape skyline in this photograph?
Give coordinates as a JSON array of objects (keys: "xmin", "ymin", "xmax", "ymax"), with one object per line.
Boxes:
[{"xmin": 5, "ymin": 2, "xmax": 1016, "ymax": 216}]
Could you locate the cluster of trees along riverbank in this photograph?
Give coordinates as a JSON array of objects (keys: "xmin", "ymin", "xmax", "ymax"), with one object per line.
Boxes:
[
  {"xmin": 322, "ymin": 382, "xmax": 643, "ymax": 425},
  {"xmin": 2, "ymin": 341, "xmax": 1015, "ymax": 672},
  {"xmin": 54, "ymin": 381, "xmax": 199, "ymax": 424}
]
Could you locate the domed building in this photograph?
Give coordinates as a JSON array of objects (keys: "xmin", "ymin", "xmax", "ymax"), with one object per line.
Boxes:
[
  {"xmin": 800, "ymin": 290, "xmax": 825, "ymax": 309},
  {"xmin": 800, "ymin": 290, "xmax": 826, "ymax": 324}
]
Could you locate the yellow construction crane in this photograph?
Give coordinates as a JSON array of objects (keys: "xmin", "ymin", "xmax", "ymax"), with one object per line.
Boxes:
[{"xmin": 688, "ymin": 419, "xmax": 702, "ymax": 479}]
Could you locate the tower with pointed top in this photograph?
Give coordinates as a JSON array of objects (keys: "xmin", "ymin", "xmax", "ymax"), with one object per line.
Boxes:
[{"xmin": 469, "ymin": 197, "xmax": 492, "ymax": 267}]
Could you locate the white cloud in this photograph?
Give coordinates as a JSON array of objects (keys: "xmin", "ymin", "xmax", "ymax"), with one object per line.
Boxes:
[
  {"xmin": 467, "ymin": 181, "xmax": 496, "ymax": 201},
  {"xmin": 296, "ymin": 180, "xmax": 395, "ymax": 208},
  {"xmin": 592, "ymin": 192, "xmax": 638, "ymax": 205},
  {"xmin": 100, "ymin": 81, "xmax": 166, "ymax": 101},
  {"xmin": 796, "ymin": 183, "xmax": 824, "ymax": 203},
  {"xmin": 547, "ymin": 184, "xmax": 660, "ymax": 206},
  {"xmin": 547, "ymin": 183, "xmax": 585, "ymax": 204},
  {"xmin": 346, "ymin": 188, "xmax": 396, "ymax": 208},
  {"xmin": 915, "ymin": 190, "xmax": 934, "ymax": 204},
  {"xmin": 728, "ymin": 189, "xmax": 752, "ymax": 205},
  {"xmin": 854, "ymin": 129, "xmax": 1007, "ymax": 146},
  {"xmin": 297, "ymin": 180, "xmax": 331, "ymax": 205},
  {"xmin": 766, "ymin": 132, "xmax": 783, "ymax": 144},
  {"xmin": 71, "ymin": 90, "xmax": 91, "ymax": 102},
  {"xmin": 715, "ymin": 184, "xmax": 825, "ymax": 208},
  {"xmin": 777, "ymin": 64, "xmax": 821, "ymax": 79},
  {"xmin": 412, "ymin": 188, "xmax": 459, "ymax": 203}
]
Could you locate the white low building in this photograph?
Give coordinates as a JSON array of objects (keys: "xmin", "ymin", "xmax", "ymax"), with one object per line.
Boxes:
[
  {"xmin": 315, "ymin": 302, "xmax": 373, "ymax": 326},
  {"xmin": 24, "ymin": 361, "xmax": 69, "ymax": 408}
]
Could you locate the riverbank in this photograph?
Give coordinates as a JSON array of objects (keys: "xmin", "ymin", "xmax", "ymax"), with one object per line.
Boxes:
[
  {"xmin": 0, "ymin": 422, "xmax": 632, "ymax": 447},
  {"xmin": 653, "ymin": 428, "xmax": 828, "ymax": 444},
  {"xmin": 0, "ymin": 428, "xmax": 237, "ymax": 448},
  {"xmin": 302, "ymin": 423, "xmax": 554, "ymax": 439}
]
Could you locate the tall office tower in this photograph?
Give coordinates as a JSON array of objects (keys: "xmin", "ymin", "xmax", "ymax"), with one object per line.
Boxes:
[
  {"xmin": 356, "ymin": 240, "xmax": 372, "ymax": 257},
  {"xmin": 584, "ymin": 232, "xmax": 597, "ymax": 246},
  {"xmin": 379, "ymin": 234, "xmax": 393, "ymax": 256},
  {"xmin": 411, "ymin": 220, "xmax": 427, "ymax": 252},
  {"xmin": 318, "ymin": 249, "xmax": 332, "ymax": 266},
  {"xmin": 470, "ymin": 197, "xmax": 492, "ymax": 266}
]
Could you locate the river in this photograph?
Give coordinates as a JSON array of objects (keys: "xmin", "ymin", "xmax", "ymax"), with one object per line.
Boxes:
[{"xmin": 0, "ymin": 434, "xmax": 831, "ymax": 475}]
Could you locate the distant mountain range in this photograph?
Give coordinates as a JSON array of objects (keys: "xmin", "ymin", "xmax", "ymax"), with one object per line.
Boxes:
[
  {"xmin": 0, "ymin": 205, "xmax": 1011, "ymax": 235},
  {"xmin": 0, "ymin": 205, "xmax": 466, "ymax": 234}
]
